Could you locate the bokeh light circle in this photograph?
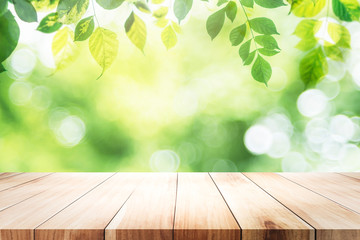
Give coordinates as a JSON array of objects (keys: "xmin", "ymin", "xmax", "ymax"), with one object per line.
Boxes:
[{"xmin": 150, "ymin": 150, "xmax": 180, "ymax": 172}]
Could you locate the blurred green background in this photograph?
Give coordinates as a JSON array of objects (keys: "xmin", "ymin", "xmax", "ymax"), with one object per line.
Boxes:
[{"xmin": 1, "ymin": 1, "xmax": 360, "ymax": 172}]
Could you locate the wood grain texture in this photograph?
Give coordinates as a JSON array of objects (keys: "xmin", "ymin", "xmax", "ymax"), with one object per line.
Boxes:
[
  {"xmin": 244, "ymin": 172, "xmax": 360, "ymax": 240},
  {"xmin": 0, "ymin": 172, "xmax": 21, "ymax": 180},
  {"xmin": 339, "ymin": 172, "xmax": 360, "ymax": 180},
  {"xmin": 0, "ymin": 173, "xmax": 112, "ymax": 240},
  {"xmin": 37, "ymin": 173, "xmax": 144, "ymax": 240},
  {"xmin": 0, "ymin": 172, "xmax": 51, "ymax": 192},
  {"xmin": 279, "ymin": 172, "xmax": 360, "ymax": 214},
  {"xmin": 106, "ymin": 173, "xmax": 177, "ymax": 240},
  {"xmin": 174, "ymin": 173, "xmax": 240, "ymax": 240},
  {"xmin": 210, "ymin": 173, "xmax": 314, "ymax": 240}
]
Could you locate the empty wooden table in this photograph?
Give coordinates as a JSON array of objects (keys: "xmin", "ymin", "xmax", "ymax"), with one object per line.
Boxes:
[{"xmin": 0, "ymin": 172, "xmax": 359, "ymax": 240}]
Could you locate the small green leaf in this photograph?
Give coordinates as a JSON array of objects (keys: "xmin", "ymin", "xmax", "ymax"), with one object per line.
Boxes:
[
  {"xmin": 37, "ymin": 12, "xmax": 62, "ymax": 33},
  {"xmin": 152, "ymin": 0, "xmax": 165, "ymax": 4},
  {"xmin": 290, "ymin": 0, "xmax": 325, "ymax": 17},
  {"xmin": 161, "ymin": 25, "xmax": 177, "ymax": 49},
  {"xmin": 229, "ymin": 24, "xmax": 246, "ymax": 46},
  {"xmin": 74, "ymin": 16, "xmax": 94, "ymax": 41},
  {"xmin": 251, "ymin": 54, "xmax": 271, "ymax": 85},
  {"xmin": 89, "ymin": 27, "xmax": 119, "ymax": 78},
  {"xmin": 125, "ymin": 12, "xmax": 147, "ymax": 51},
  {"xmin": 244, "ymin": 50, "xmax": 256, "ymax": 65},
  {"xmin": 239, "ymin": 39, "xmax": 251, "ymax": 62},
  {"xmin": 324, "ymin": 45, "xmax": 343, "ymax": 61},
  {"xmin": 155, "ymin": 18, "xmax": 169, "ymax": 28},
  {"xmin": 96, "ymin": 0, "xmax": 124, "ymax": 9},
  {"xmin": 299, "ymin": 46, "xmax": 328, "ymax": 86},
  {"xmin": 0, "ymin": 11, "xmax": 20, "ymax": 63},
  {"xmin": 225, "ymin": 1, "xmax": 237, "ymax": 22},
  {"xmin": 328, "ymin": 22, "xmax": 351, "ymax": 49},
  {"xmin": 52, "ymin": 27, "xmax": 78, "ymax": 70},
  {"xmin": 240, "ymin": 0, "xmax": 254, "ymax": 8},
  {"xmin": 206, "ymin": 8, "xmax": 226, "ymax": 40},
  {"xmin": 57, "ymin": 0, "xmax": 89, "ymax": 24},
  {"xmin": 13, "ymin": 0, "xmax": 37, "ymax": 22},
  {"xmin": 249, "ymin": 17, "xmax": 279, "ymax": 35},
  {"xmin": 294, "ymin": 19, "xmax": 321, "ymax": 39},
  {"xmin": 255, "ymin": 0, "xmax": 286, "ymax": 8},
  {"xmin": 332, "ymin": 0, "xmax": 360, "ymax": 21},
  {"xmin": 174, "ymin": 0, "xmax": 193, "ymax": 22},
  {"xmin": 295, "ymin": 37, "xmax": 318, "ymax": 51},
  {"xmin": 135, "ymin": 1, "xmax": 151, "ymax": 13},
  {"xmin": 153, "ymin": 7, "xmax": 168, "ymax": 18},
  {"xmin": 0, "ymin": 0, "xmax": 8, "ymax": 16},
  {"xmin": 172, "ymin": 21, "xmax": 182, "ymax": 33},
  {"xmin": 258, "ymin": 48, "xmax": 280, "ymax": 56},
  {"xmin": 254, "ymin": 35, "xmax": 280, "ymax": 49}
]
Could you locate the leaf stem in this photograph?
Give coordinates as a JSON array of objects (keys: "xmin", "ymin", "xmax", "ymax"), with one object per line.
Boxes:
[
  {"xmin": 91, "ymin": 0, "xmax": 101, "ymax": 26},
  {"xmin": 239, "ymin": 3, "xmax": 258, "ymax": 52}
]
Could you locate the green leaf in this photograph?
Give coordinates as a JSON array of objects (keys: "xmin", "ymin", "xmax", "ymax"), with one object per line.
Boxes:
[
  {"xmin": 249, "ymin": 17, "xmax": 279, "ymax": 35},
  {"xmin": 37, "ymin": 12, "xmax": 62, "ymax": 33},
  {"xmin": 244, "ymin": 50, "xmax": 256, "ymax": 65},
  {"xmin": 152, "ymin": 0, "xmax": 165, "ymax": 4},
  {"xmin": 57, "ymin": 0, "xmax": 89, "ymax": 24},
  {"xmin": 172, "ymin": 21, "xmax": 182, "ymax": 33},
  {"xmin": 295, "ymin": 37, "xmax": 318, "ymax": 51},
  {"xmin": 290, "ymin": 0, "xmax": 325, "ymax": 17},
  {"xmin": 225, "ymin": 1, "xmax": 237, "ymax": 22},
  {"xmin": 13, "ymin": 0, "xmax": 37, "ymax": 22},
  {"xmin": 0, "ymin": 11, "xmax": 20, "ymax": 63},
  {"xmin": 125, "ymin": 12, "xmax": 147, "ymax": 51},
  {"xmin": 89, "ymin": 27, "xmax": 119, "ymax": 78},
  {"xmin": 240, "ymin": 0, "xmax": 254, "ymax": 8},
  {"xmin": 239, "ymin": 39, "xmax": 251, "ymax": 62},
  {"xmin": 52, "ymin": 27, "xmax": 78, "ymax": 70},
  {"xmin": 174, "ymin": 0, "xmax": 193, "ymax": 22},
  {"xmin": 0, "ymin": 0, "xmax": 8, "ymax": 16},
  {"xmin": 251, "ymin": 54, "xmax": 271, "ymax": 85},
  {"xmin": 96, "ymin": 0, "xmax": 124, "ymax": 9},
  {"xmin": 74, "ymin": 16, "xmax": 94, "ymax": 41},
  {"xmin": 332, "ymin": 0, "xmax": 360, "ymax": 21},
  {"xmin": 328, "ymin": 22, "xmax": 351, "ymax": 49},
  {"xmin": 324, "ymin": 45, "xmax": 343, "ymax": 61},
  {"xmin": 206, "ymin": 8, "xmax": 226, "ymax": 40},
  {"xmin": 229, "ymin": 24, "xmax": 246, "ymax": 46},
  {"xmin": 135, "ymin": 1, "xmax": 151, "ymax": 13},
  {"xmin": 153, "ymin": 7, "xmax": 168, "ymax": 18},
  {"xmin": 155, "ymin": 18, "xmax": 168, "ymax": 28},
  {"xmin": 258, "ymin": 48, "xmax": 280, "ymax": 56},
  {"xmin": 294, "ymin": 19, "xmax": 321, "ymax": 39},
  {"xmin": 254, "ymin": 0, "xmax": 286, "ymax": 8},
  {"xmin": 217, "ymin": 0, "xmax": 228, "ymax": 6},
  {"xmin": 0, "ymin": 63, "xmax": 5, "ymax": 73},
  {"xmin": 161, "ymin": 25, "xmax": 177, "ymax": 49},
  {"xmin": 299, "ymin": 46, "xmax": 328, "ymax": 86},
  {"xmin": 254, "ymin": 35, "xmax": 280, "ymax": 49}
]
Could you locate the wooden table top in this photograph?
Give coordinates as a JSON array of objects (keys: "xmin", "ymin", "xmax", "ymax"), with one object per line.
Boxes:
[{"xmin": 0, "ymin": 172, "xmax": 359, "ymax": 240}]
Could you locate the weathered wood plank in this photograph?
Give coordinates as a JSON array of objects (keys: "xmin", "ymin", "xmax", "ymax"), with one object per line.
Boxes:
[
  {"xmin": 244, "ymin": 172, "xmax": 360, "ymax": 240},
  {"xmin": 279, "ymin": 172, "xmax": 360, "ymax": 214},
  {"xmin": 106, "ymin": 173, "xmax": 177, "ymax": 240},
  {"xmin": 210, "ymin": 173, "xmax": 314, "ymax": 240},
  {"xmin": 0, "ymin": 172, "xmax": 51, "ymax": 192},
  {"xmin": 174, "ymin": 173, "xmax": 240, "ymax": 240},
  {"xmin": 0, "ymin": 173, "xmax": 112, "ymax": 240},
  {"xmin": 36, "ymin": 173, "xmax": 144, "ymax": 240}
]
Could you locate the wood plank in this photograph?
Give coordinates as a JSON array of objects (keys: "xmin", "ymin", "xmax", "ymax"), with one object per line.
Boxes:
[
  {"xmin": 210, "ymin": 173, "xmax": 314, "ymax": 240},
  {"xmin": 279, "ymin": 172, "xmax": 360, "ymax": 214},
  {"xmin": 36, "ymin": 173, "xmax": 144, "ymax": 240},
  {"xmin": 0, "ymin": 172, "xmax": 112, "ymax": 240},
  {"xmin": 0, "ymin": 172, "xmax": 21, "ymax": 180},
  {"xmin": 339, "ymin": 172, "xmax": 360, "ymax": 180},
  {"xmin": 244, "ymin": 172, "xmax": 360, "ymax": 240},
  {"xmin": 174, "ymin": 173, "xmax": 240, "ymax": 240},
  {"xmin": 106, "ymin": 173, "xmax": 177, "ymax": 240},
  {"xmin": 0, "ymin": 172, "xmax": 51, "ymax": 192}
]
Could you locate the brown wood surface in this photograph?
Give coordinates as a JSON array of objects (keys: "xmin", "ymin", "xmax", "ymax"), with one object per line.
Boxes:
[
  {"xmin": 0, "ymin": 172, "xmax": 112, "ymax": 240},
  {"xmin": 244, "ymin": 172, "xmax": 360, "ymax": 240},
  {"xmin": 36, "ymin": 173, "xmax": 144, "ymax": 240},
  {"xmin": 106, "ymin": 173, "xmax": 177, "ymax": 240},
  {"xmin": 210, "ymin": 172, "xmax": 314, "ymax": 240},
  {"xmin": 339, "ymin": 172, "xmax": 360, "ymax": 180},
  {"xmin": 279, "ymin": 172, "xmax": 360, "ymax": 214},
  {"xmin": 0, "ymin": 172, "xmax": 51, "ymax": 192},
  {"xmin": 174, "ymin": 173, "xmax": 240, "ymax": 240},
  {"xmin": 0, "ymin": 172, "xmax": 21, "ymax": 180}
]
